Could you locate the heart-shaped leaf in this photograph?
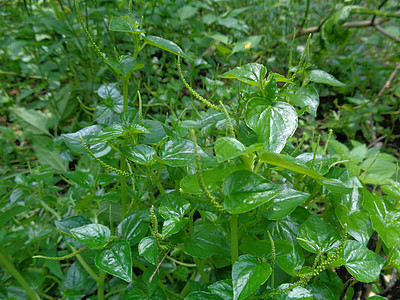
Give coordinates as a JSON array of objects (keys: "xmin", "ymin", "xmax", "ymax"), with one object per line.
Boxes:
[
  {"xmin": 289, "ymin": 85, "xmax": 319, "ymax": 117},
  {"xmin": 232, "ymin": 254, "xmax": 271, "ymax": 300},
  {"xmin": 95, "ymin": 240, "xmax": 132, "ymax": 282},
  {"xmin": 104, "ymin": 55, "xmax": 144, "ymax": 77},
  {"xmin": 297, "ymin": 215, "xmax": 340, "ymax": 253},
  {"xmin": 184, "ymin": 223, "xmax": 230, "ymax": 258},
  {"xmin": 160, "ymin": 139, "xmax": 213, "ymax": 167},
  {"xmin": 240, "ymin": 239, "xmax": 292, "ymax": 259},
  {"xmin": 138, "ymin": 236, "xmax": 158, "ymax": 264},
  {"xmin": 120, "ymin": 144, "xmax": 156, "ymax": 165},
  {"xmin": 208, "ymin": 279, "xmax": 233, "ymax": 299},
  {"xmin": 223, "ymin": 170, "xmax": 280, "ymax": 214},
  {"xmin": 117, "ymin": 212, "xmax": 150, "ymax": 246},
  {"xmin": 159, "ymin": 192, "xmax": 190, "ymax": 238},
  {"xmin": 343, "ymin": 240, "xmax": 385, "ymax": 282},
  {"xmin": 109, "ymin": 16, "xmax": 144, "ymax": 33},
  {"xmin": 262, "ymin": 188, "xmax": 309, "ymax": 220},
  {"xmin": 70, "ymin": 224, "xmax": 110, "ymax": 249},
  {"xmin": 180, "ymin": 163, "xmax": 244, "ymax": 194},
  {"xmin": 220, "ymin": 63, "xmax": 267, "ymax": 86},
  {"xmin": 246, "ymin": 100, "xmax": 297, "ymax": 153},
  {"xmin": 214, "ymin": 137, "xmax": 246, "ymax": 162}
]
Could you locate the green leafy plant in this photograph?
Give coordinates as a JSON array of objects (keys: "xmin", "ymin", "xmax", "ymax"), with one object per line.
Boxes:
[{"xmin": 1, "ymin": 1, "xmax": 399, "ymax": 299}]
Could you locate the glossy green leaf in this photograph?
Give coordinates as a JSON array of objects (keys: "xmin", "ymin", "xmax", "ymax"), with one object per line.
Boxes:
[
  {"xmin": 259, "ymin": 152, "xmax": 328, "ymax": 180},
  {"xmin": 138, "ymin": 236, "xmax": 158, "ymax": 264},
  {"xmin": 98, "ymin": 82, "xmax": 123, "ymax": 100},
  {"xmin": 117, "ymin": 212, "xmax": 150, "ymax": 246},
  {"xmin": 343, "ymin": 240, "xmax": 385, "ymax": 282},
  {"xmin": 63, "ymin": 262, "xmax": 96, "ymax": 295},
  {"xmin": 308, "ymin": 70, "xmax": 345, "ymax": 87},
  {"xmin": 120, "ymin": 144, "xmax": 156, "ymax": 165},
  {"xmin": 55, "ymin": 216, "xmax": 91, "ymax": 248},
  {"xmin": 262, "ymin": 76, "xmax": 279, "ymax": 104},
  {"xmin": 95, "ymin": 240, "xmax": 132, "ymax": 282},
  {"xmin": 104, "ymin": 55, "xmax": 144, "ymax": 77},
  {"xmin": 160, "ymin": 140, "xmax": 212, "ymax": 167},
  {"xmin": 214, "ymin": 137, "xmax": 246, "ymax": 162},
  {"xmin": 62, "ymin": 125, "xmax": 111, "ymax": 157},
  {"xmin": 359, "ymin": 156, "xmax": 397, "ymax": 185},
  {"xmin": 239, "ymin": 239, "xmax": 292, "ymax": 259},
  {"xmin": 297, "ymin": 214, "xmax": 340, "ymax": 253},
  {"xmin": 232, "ymin": 254, "xmax": 271, "ymax": 300},
  {"xmin": 381, "ymin": 179, "xmax": 400, "ymax": 198},
  {"xmin": 184, "ymin": 223, "xmax": 230, "ymax": 258},
  {"xmin": 208, "ymin": 279, "xmax": 233, "ymax": 299},
  {"xmin": 289, "ymin": 85, "xmax": 319, "ymax": 117},
  {"xmin": 159, "ymin": 192, "xmax": 190, "ymax": 238},
  {"xmin": 70, "ymin": 224, "xmax": 111, "ymax": 249},
  {"xmin": 263, "ymin": 189, "xmax": 309, "ymax": 220},
  {"xmin": 220, "ymin": 63, "xmax": 267, "ymax": 86},
  {"xmin": 322, "ymin": 167, "xmax": 359, "ymax": 194},
  {"xmin": 109, "ymin": 16, "xmax": 144, "ymax": 33},
  {"xmin": 185, "ymin": 291, "xmax": 224, "ymax": 300},
  {"xmin": 139, "ymin": 119, "xmax": 167, "ymax": 144},
  {"xmin": 63, "ymin": 171, "xmax": 94, "ymax": 189},
  {"xmin": 335, "ymin": 209, "xmax": 372, "ymax": 246},
  {"xmin": 367, "ymin": 296, "xmax": 388, "ymax": 300},
  {"xmin": 223, "ymin": 170, "xmax": 280, "ymax": 214},
  {"xmin": 245, "ymin": 100, "xmax": 297, "ymax": 153},
  {"xmin": 180, "ymin": 163, "xmax": 244, "ymax": 194},
  {"xmin": 305, "ymin": 283, "xmax": 336, "ymax": 300},
  {"xmin": 277, "ymin": 285, "xmax": 313, "ymax": 299},
  {"xmin": 143, "ymin": 35, "xmax": 191, "ymax": 60},
  {"xmin": 362, "ymin": 188, "xmax": 386, "ymax": 220},
  {"xmin": 276, "ymin": 243, "xmax": 305, "ymax": 276},
  {"xmin": 89, "ymin": 124, "xmax": 124, "ymax": 144}
]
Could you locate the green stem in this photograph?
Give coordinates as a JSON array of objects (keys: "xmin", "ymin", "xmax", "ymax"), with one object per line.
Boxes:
[
  {"xmin": 97, "ymin": 270, "xmax": 106, "ymax": 300},
  {"xmin": 180, "ymin": 271, "xmax": 196, "ymax": 298},
  {"xmin": 148, "ymin": 166, "xmax": 166, "ymax": 196},
  {"xmin": 241, "ymin": 154, "xmax": 254, "ymax": 171},
  {"xmin": 193, "ymin": 258, "xmax": 210, "ymax": 284},
  {"xmin": 230, "ymin": 214, "xmax": 239, "ymax": 265},
  {"xmin": 120, "ymin": 156, "xmax": 128, "ymax": 220},
  {"xmin": 0, "ymin": 245, "xmax": 40, "ymax": 300},
  {"xmin": 120, "ymin": 77, "xmax": 130, "ymax": 220},
  {"xmin": 267, "ymin": 231, "xmax": 275, "ymax": 289},
  {"xmin": 375, "ymin": 238, "xmax": 382, "ymax": 255},
  {"xmin": 71, "ymin": 246, "xmax": 99, "ymax": 282},
  {"xmin": 123, "ymin": 77, "xmax": 129, "ymax": 111}
]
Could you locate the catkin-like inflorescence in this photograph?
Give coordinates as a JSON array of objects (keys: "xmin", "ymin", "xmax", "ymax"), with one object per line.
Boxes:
[
  {"xmin": 177, "ymin": 56, "xmax": 222, "ymax": 112},
  {"xmin": 33, "ymin": 246, "xmax": 88, "ymax": 261},
  {"xmin": 189, "ymin": 130, "xmax": 226, "ymax": 214},
  {"xmin": 80, "ymin": 136, "xmax": 139, "ymax": 178},
  {"xmin": 75, "ymin": 0, "xmax": 106, "ymax": 61}
]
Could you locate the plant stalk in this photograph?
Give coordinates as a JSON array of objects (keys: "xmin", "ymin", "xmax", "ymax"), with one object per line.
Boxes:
[
  {"xmin": 230, "ymin": 214, "xmax": 239, "ymax": 264},
  {"xmin": 120, "ymin": 77, "xmax": 130, "ymax": 219},
  {"xmin": 97, "ymin": 270, "xmax": 106, "ymax": 300}
]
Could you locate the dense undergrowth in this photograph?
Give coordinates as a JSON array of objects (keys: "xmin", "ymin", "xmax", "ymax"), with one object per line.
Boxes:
[{"xmin": 0, "ymin": 0, "xmax": 400, "ymax": 299}]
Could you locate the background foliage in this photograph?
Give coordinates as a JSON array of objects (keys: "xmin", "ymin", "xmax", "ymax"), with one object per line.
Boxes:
[{"xmin": 0, "ymin": 0, "xmax": 399, "ymax": 299}]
